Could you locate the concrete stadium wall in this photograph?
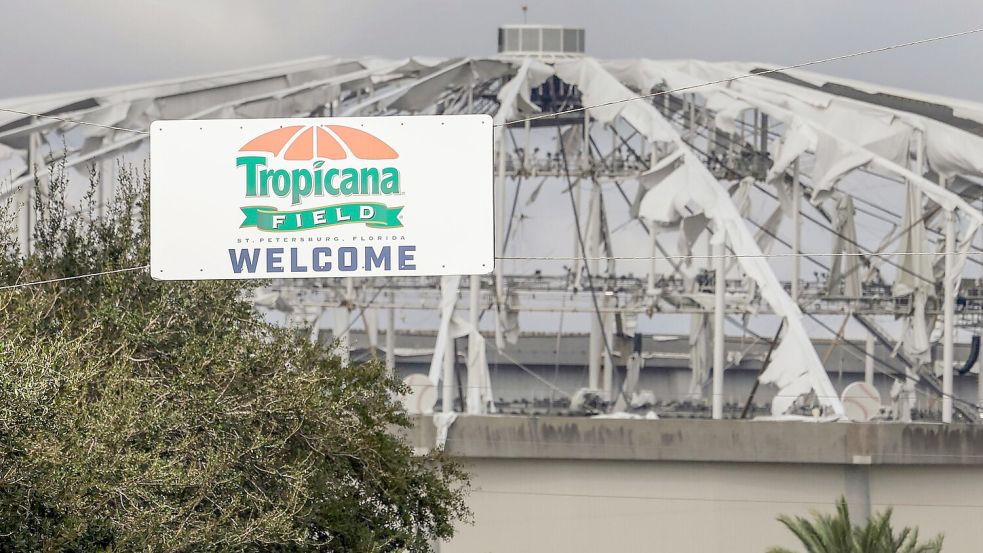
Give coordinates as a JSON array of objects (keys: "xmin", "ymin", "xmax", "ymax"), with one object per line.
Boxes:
[{"xmin": 408, "ymin": 416, "xmax": 983, "ymax": 552}]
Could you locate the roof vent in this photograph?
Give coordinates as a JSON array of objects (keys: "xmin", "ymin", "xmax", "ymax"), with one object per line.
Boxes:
[{"xmin": 498, "ymin": 25, "xmax": 585, "ymax": 55}]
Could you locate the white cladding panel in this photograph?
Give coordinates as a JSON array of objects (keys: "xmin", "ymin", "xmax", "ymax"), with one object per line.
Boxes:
[{"xmin": 150, "ymin": 114, "xmax": 494, "ymax": 280}]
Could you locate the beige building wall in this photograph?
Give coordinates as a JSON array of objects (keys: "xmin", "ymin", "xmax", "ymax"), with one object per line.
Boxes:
[
  {"xmin": 446, "ymin": 459, "xmax": 983, "ymax": 552},
  {"xmin": 407, "ymin": 416, "xmax": 983, "ymax": 553}
]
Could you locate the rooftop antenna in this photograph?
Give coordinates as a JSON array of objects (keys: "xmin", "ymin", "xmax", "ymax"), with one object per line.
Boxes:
[{"xmin": 522, "ymin": 5, "xmax": 528, "ymax": 23}]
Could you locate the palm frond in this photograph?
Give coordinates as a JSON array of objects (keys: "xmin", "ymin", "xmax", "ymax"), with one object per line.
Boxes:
[{"xmin": 768, "ymin": 496, "xmax": 945, "ymax": 553}]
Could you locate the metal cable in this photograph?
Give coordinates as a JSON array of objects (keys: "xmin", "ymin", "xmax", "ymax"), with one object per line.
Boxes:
[{"xmin": 556, "ymin": 126, "xmax": 621, "ymax": 389}]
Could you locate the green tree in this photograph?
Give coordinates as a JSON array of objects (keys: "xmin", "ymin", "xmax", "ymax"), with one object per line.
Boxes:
[
  {"xmin": 768, "ymin": 496, "xmax": 943, "ymax": 553},
  {"xmin": 0, "ymin": 161, "xmax": 469, "ymax": 551}
]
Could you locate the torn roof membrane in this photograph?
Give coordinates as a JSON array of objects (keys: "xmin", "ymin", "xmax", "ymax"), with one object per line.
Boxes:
[{"xmin": 5, "ymin": 54, "xmax": 983, "ymax": 418}]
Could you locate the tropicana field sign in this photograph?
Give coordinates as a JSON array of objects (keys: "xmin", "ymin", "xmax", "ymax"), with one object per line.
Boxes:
[{"xmin": 150, "ymin": 115, "xmax": 493, "ymax": 280}]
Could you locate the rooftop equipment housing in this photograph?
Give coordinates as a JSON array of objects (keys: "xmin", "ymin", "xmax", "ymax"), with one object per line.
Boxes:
[{"xmin": 498, "ymin": 24, "xmax": 585, "ymax": 55}]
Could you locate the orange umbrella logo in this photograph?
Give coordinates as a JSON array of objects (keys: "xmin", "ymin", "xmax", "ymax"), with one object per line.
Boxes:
[{"xmin": 239, "ymin": 125, "xmax": 399, "ymax": 161}]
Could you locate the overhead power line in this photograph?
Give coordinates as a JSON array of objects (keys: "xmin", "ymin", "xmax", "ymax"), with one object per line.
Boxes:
[
  {"xmin": 0, "ymin": 265, "xmax": 148, "ymax": 291},
  {"xmin": 496, "ymin": 25, "xmax": 983, "ymax": 128},
  {"xmin": 496, "ymin": 251, "xmax": 971, "ymax": 261},
  {"xmin": 0, "ymin": 248, "xmax": 972, "ymax": 293},
  {"xmin": 0, "ymin": 250, "xmax": 971, "ymax": 293},
  {"xmin": 0, "ymin": 106, "xmax": 148, "ymax": 135}
]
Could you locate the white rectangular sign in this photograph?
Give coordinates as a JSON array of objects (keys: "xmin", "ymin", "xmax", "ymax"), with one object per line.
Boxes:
[{"xmin": 150, "ymin": 114, "xmax": 493, "ymax": 280}]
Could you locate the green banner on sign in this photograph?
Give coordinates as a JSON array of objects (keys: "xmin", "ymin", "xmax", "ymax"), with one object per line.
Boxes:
[{"xmin": 241, "ymin": 202, "xmax": 403, "ymax": 231}]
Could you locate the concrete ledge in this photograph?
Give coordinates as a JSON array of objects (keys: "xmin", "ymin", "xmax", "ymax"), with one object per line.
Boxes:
[{"xmin": 409, "ymin": 415, "xmax": 983, "ymax": 465}]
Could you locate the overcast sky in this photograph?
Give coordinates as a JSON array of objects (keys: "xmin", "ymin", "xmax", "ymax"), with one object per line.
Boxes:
[{"xmin": 3, "ymin": 0, "xmax": 983, "ymax": 101}]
